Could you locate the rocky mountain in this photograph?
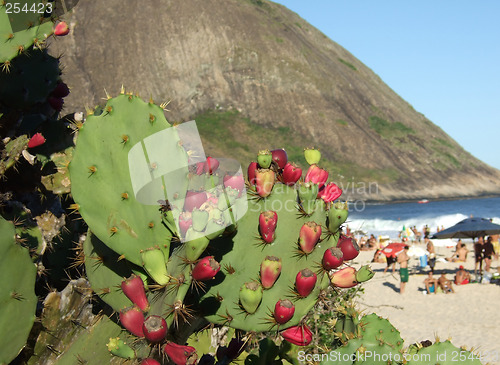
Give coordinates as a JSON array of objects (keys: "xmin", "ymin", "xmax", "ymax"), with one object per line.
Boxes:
[{"xmin": 49, "ymin": 0, "xmax": 500, "ymax": 201}]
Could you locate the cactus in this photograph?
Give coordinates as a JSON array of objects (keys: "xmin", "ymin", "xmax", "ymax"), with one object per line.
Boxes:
[
  {"xmin": 0, "ymin": 216, "xmax": 37, "ymax": 365},
  {"xmin": 405, "ymin": 340, "xmax": 483, "ymax": 365},
  {"xmin": 0, "ymin": 135, "xmax": 28, "ymax": 176}
]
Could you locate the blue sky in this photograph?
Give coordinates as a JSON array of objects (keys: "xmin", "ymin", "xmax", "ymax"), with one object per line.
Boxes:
[{"xmin": 273, "ymin": 1, "xmax": 500, "ymax": 170}]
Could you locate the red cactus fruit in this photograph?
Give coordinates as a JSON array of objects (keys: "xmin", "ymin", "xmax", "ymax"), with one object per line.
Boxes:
[
  {"xmin": 183, "ymin": 190, "xmax": 208, "ymax": 212},
  {"xmin": 121, "ymin": 274, "xmax": 149, "ymax": 311},
  {"xmin": 322, "ymin": 247, "xmax": 344, "ymax": 270},
  {"xmin": 163, "ymin": 342, "xmax": 198, "ymax": 365},
  {"xmin": 255, "ymin": 169, "xmax": 275, "ymax": 197},
  {"xmin": 119, "ymin": 306, "xmax": 145, "ymax": 337},
  {"xmin": 274, "ymin": 299, "xmax": 295, "ymax": 324},
  {"xmin": 304, "ymin": 164, "xmax": 328, "ymax": 187},
  {"xmin": 54, "ymin": 21, "xmax": 69, "ymax": 36},
  {"xmin": 281, "ymin": 324, "xmax": 313, "ymax": 346},
  {"xmin": 329, "ymin": 266, "xmax": 358, "ymax": 288},
  {"xmin": 298, "ymin": 222, "xmax": 322, "ymax": 254},
  {"xmin": 318, "ymin": 182, "xmax": 342, "ymax": 203},
  {"xmin": 192, "ymin": 256, "xmax": 220, "ymax": 281},
  {"xmin": 282, "ymin": 162, "xmax": 302, "ymax": 185},
  {"xmin": 27, "ymin": 133, "xmax": 46, "ymax": 148},
  {"xmin": 223, "ymin": 173, "xmax": 245, "ymax": 192},
  {"xmin": 271, "ymin": 149, "xmax": 288, "ymax": 169},
  {"xmin": 141, "ymin": 359, "xmax": 161, "ymax": 365},
  {"xmin": 247, "ymin": 162, "xmax": 258, "ymax": 185},
  {"xmin": 51, "ymin": 82, "xmax": 70, "ymax": 98},
  {"xmin": 295, "ymin": 268, "xmax": 317, "ymax": 297},
  {"xmin": 178, "ymin": 212, "xmax": 192, "ymax": 237},
  {"xmin": 48, "ymin": 96, "xmax": 64, "ymax": 111},
  {"xmin": 337, "ymin": 235, "xmax": 360, "ymax": 261},
  {"xmin": 142, "ymin": 315, "xmax": 168, "ymax": 342},
  {"xmin": 260, "ymin": 256, "xmax": 282, "ymax": 289},
  {"xmin": 259, "ymin": 210, "xmax": 277, "ymax": 243},
  {"xmin": 204, "ymin": 156, "xmax": 219, "ymax": 174}
]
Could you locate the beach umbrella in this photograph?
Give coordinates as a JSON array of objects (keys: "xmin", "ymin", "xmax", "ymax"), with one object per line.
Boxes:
[
  {"xmin": 432, "ymin": 217, "xmax": 500, "ymax": 239},
  {"xmin": 380, "ymin": 242, "xmax": 407, "ymax": 258}
]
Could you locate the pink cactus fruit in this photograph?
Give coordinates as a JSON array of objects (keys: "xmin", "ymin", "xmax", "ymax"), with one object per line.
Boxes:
[
  {"xmin": 143, "ymin": 315, "xmax": 168, "ymax": 342},
  {"xmin": 260, "ymin": 256, "xmax": 282, "ymax": 289},
  {"xmin": 274, "ymin": 299, "xmax": 295, "ymax": 324},
  {"xmin": 271, "ymin": 149, "xmax": 288, "ymax": 169},
  {"xmin": 119, "ymin": 306, "xmax": 145, "ymax": 337},
  {"xmin": 337, "ymin": 235, "xmax": 360, "ymax": 260},
  {"xmin": 163, "ymin": 342, "xmax": 198, "ymax": 365},
  {"xmin": 281, "ymin": 324, "xmax": 313, "ymax": 346},
  {"xmin": 295, "ymin": 268, "xmax": 317, "ymax": 297},
  {"xmin": 298, "ymin": 222, "xmax": 322, "ymax": 254},
  {"xmin": 191, "ymin": 256, "xmax": 221, "ymax": 281},
  {"xmin": 259, "ymin": 211, "xmax": 277, "ymax": 243},
  {"xmin": 282, "ymin": 162, "xmax": 302, "ymax": 186},
  {"xmin": 304, "ymin": 164, "xmax": 328, "ymax": 187},
  {"xmin": 322, "ymin": 247, "xmax": 344, "ymax": 270},
  {"xmin": 121, "ymin": 274, "xmax": 150, "ymax": 311}
]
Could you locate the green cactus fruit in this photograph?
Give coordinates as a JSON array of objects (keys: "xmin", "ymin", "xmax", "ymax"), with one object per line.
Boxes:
[
  {"xmin": 141, "ymin": 248, "xmax": 169, "ymax": 285},
  {"xmin": 0, "ymin": 2, "xmax": 54, "ymax": 64},
  {"xmin": 192, "ymin": 208, "xmax": 210, "ymax": 232},
  {"xmin": 239, "ymin": 282, "xmax": 263, "ymax": 314},
  {"xmin": 257, "ymin": 150, "xmax": 272, "ymax": 169},
  {"xmin": 0, "ymin": 216, "xmax": 37, "ymax": 365},
  {"xmin": 304, "ymin": 147, "xmax": 321, "ymax": 165},
  {"xmin": 298, "ymin": 182, "xmax": 320, "ymax": 215},
  {"xmin": 184, "ymin": 233, "xmax": 210, "ymax": 262},
  {"xmin": 0, "ymin": 48, "xmax": 61, "ymax": 109},
  {"xmin": 106, "ymin": 337, "xmax": 136, "ymax": 359},
  {"xmin": 328, "ymin": 201, "xmax": 349, "ymax": 232},
  {"xmin": 356, "ymin": 265, "xmax": 374, "ymax": 282},
  {"xmin": 69, "ymin": 94, "xmax": 173, "ymax": 266}
]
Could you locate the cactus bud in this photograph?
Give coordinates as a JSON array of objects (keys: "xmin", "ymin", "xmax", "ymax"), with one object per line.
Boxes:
[
  {"xmin": 257, "ymin": 150, "xmax": 272, "ymax": 169},
  {"xmin": 329, "ymin": 267, "xmax": 358, "ymax": 288},
  {"xmin": 163, "ymin": 342, "xmax": 198, "ymax": 365},
  {"xmin": 255, "ymin": 169, "xmax": 275, "ymax": 197},
  {"xmin": 274, "ymin": 299, "xmax": 295, "ymax": 324},
  {"xmin": 260, "ymin": 256, "xmax": 282, "ymax": 288},
  {"xmin": 304, "ymin": 147, "xmax": 321, "ymax": 165},
  {"xmin": 282, "ymin": 162, "xmax": 302, "ymax": 186},
  {"xmin": 143, "ymin": 315, "xmax": 168, "ymax": 342},
  {"xmin": 271, "ymin": 149, "xmax": 288, "ymax": 169},
  {"xmin": 356, "ymin": 265, "xmax": 374, "ymax": 282},
  {"xmin": 107, "ymin": 337, "xmax": 135, "ymax": 359},
  {"xmin": 259, "ymin": 210, "xmax": 278, "ymax": 243},
  {"xmin": 337, "ymin": 235, "xmax": 359, "ymax": 261},
  {"xmin": 119, "ymin": 306, "xmax": 145, "ymax": 337},
  {"xmin": 305, "ymin": 164, "xmax": 328, "ymax": 187},
  {"xmin": 192, "ymin": 256, "xmax": 220, "ymax": 281},
  {"xmin": 298, "ymin": 221, "xmax": 322, "ymax": 254},
  {"xmin": 239, "ymin": 281, "xmax": 263, "ymax": 314},
  {"xmin": 327, "ymin": 201, "xmax": 348, "ymax": 232},
  {"xmin": 322, "ymin": 247, "xmax": 344, "ymax": 270},
  {"xmin": 295, "ymin": 269, "xmax": 317, "ymax": 297},
  {"xmin": 281, "ymin": 324, "xmax": 312, "ymax": 346},
  {"xmin": 121, "ymin": 274, "xmax": 149, "ymax": 312},
  {"xmin": 247, "ymin": 162, "xmax": 258, "ymax": 185}
]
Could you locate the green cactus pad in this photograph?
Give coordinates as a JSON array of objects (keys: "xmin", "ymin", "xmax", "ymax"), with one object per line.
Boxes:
[
  {"xmin": 0, "ymin": 1, "xmax": 54, "ymax": 64},
  {"xmin": 198, "ymin": 184, "xmax": 336, "ymax": 332},
  {"xmin": 0, "ymin": 216, "xmax": 37, "ymax": 365},
  {"xmin": 0, "ymin": 135, "xmax": 28, "ymax": 176},
  {"xmin": 69, "ymin": 94, "xmax": 173, "ymax": 267},
  {"xmin": 320, "ymin": 338, "xmax": 403, "ymax": 365},
  {"xmin": 0, "ymin": 48, "xmax": 60, "ymax": 108},
  {"xmin": 358, "ymin": 313, "xmax": 403, "ymax": 350},
  {"xmin": 406, "ymin": 340, "xmax": 483, "ymax": 365}
]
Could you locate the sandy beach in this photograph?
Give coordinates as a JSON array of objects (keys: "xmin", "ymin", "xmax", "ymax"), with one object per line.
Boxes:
[{"xmin": 349, "ymin": 243, "xmax": 500, "ymax": 365}]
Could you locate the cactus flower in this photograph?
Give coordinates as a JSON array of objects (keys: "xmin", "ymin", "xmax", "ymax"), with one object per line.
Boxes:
[
  {"xmin": 318, "ymin": 182, "xmax": 342, "ymax": 203},
  {"xmin": 281, "ymin": 324, "xmax": 313, "ymax": 346},
  {"xmin": 163, "ymin": 342, "xmax": 198, "ymax": 365},
  {"xmin": 260, "ymin": 256, "xmax": 282, "ymax": 289},
  {"xmin": 274, "ymin": 299, "xmax": 295, "ymax": 324},
  {"xmin": 192, "ymin": 256, "xmax": 220, "ymax": 281},
  {"xmin": 322, "ymin": 247, "xmax": 344, "ymax": 270},
  {"xmin": 305, "ymin": 164, "xmax": 328, "ymax": 187},
  {"xmin": 259, "ymin": 211, "xmax": 278, "ymax": 243},
  {"xmin": 295, "ymin": 268, "xmax": 317, "ymax": 297},
  {"xmin": 282, "ymin": 162, "xmax": 302, "ymax": 186},
  {"xmin": 298, "ymin": 222, "xmax": 322, "ymax": 254},
  {"xmin": 255, "ymin": 169, "xmax": 275, "ymax": 197}
]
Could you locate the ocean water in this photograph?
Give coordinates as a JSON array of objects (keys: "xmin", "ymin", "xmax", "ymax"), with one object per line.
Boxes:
[{"xmin": 347, "ymin": 196, "xmax": 500, "ymax": 240}]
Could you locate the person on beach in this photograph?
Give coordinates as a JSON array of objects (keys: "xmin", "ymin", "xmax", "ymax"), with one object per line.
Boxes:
[
  {"xmin": 425, "ymin": 237, "xmax": 436, "ymax": 273},
  {"xmin": 474, "ymin": 236, "xmax": 484, "ymax": 275},
  {"xmin": 490, "ymin": 234, "xmax": 500, "ymax": 260},
  {"xmin": 437, "ymin": 273, "xmax": 454, "ymax": 293},
  {"xmin": 383, "ymin": 255, "xmax": 397, "ymax": 274},
  {"xmin": 483, "ymin": 236, "xmax": 496, "ymax": 272},
  {"xmin": 445, "ymin": 244, "xmax": 469, "ymax": 262},
  {"xmin": 397, "ymin": 246, "xmax": 410, "ymax": 294},
  {"xmin": 372, "ymin": 249, "xmax": 385, "ymax": 263},
  {"xmin": 424, "ymin": 272, "xmax": 438, "ymax": 294},
  {"xmin": 454, "ymin": 265, "xmax": 470, "ymax": 285}
]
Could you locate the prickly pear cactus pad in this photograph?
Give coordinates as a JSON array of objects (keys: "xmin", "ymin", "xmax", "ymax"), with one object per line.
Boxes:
[
  {"xmin": 198, "ymin": 183, "xmax": 337, "ymax": 332},
  {"xmin": 69, "ymin": 93, "xmax": 173, "ymax": 267},
  {"xmin": 0, "ymin": 216, "xmax": 37, "ymax": 365},
  {"xmin": 406, "ymin": 340, "xmax": 483, "ymax": 365}
]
